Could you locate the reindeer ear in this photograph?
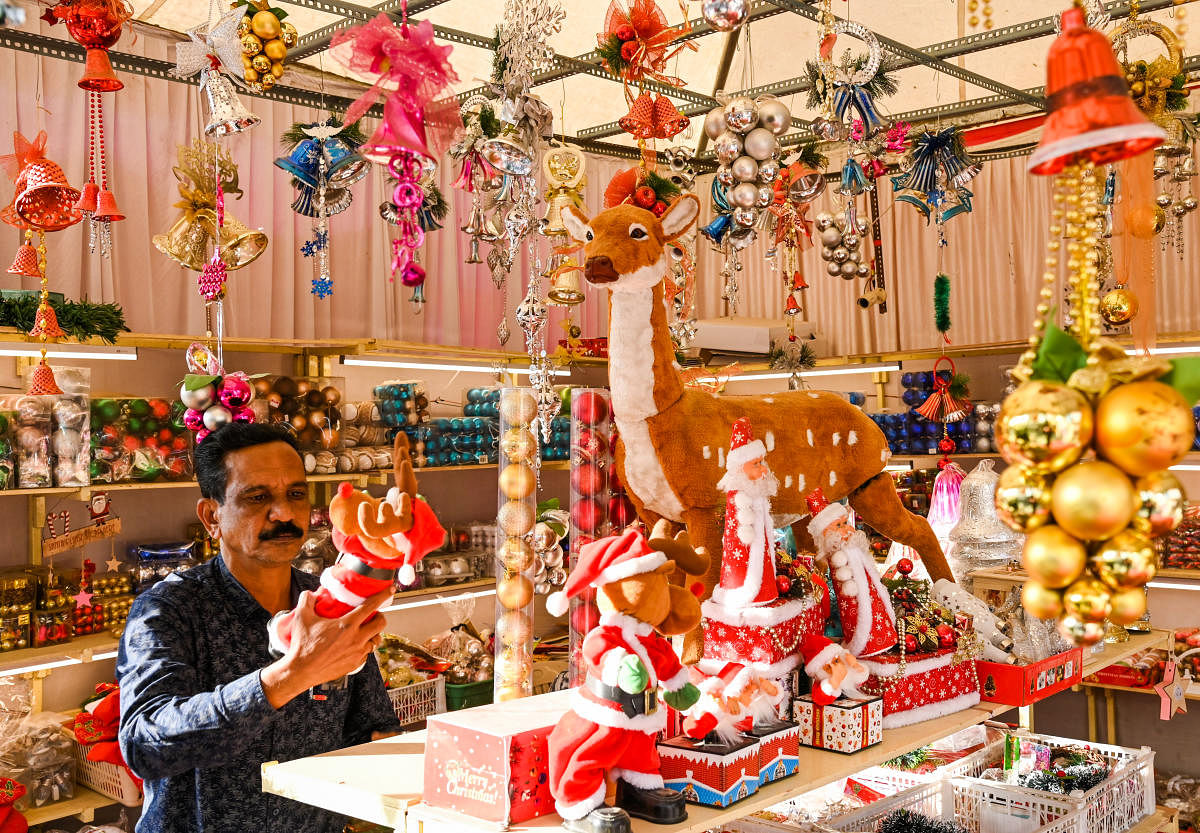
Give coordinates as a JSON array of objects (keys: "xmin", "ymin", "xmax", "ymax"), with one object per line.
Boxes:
[
  {"xmin": 661, "ymin": 194, "xmax": 700, "ymax": 241},
  {"xmin": 562, "ymin": 205, "xmax": 592, "ymax": 244}
]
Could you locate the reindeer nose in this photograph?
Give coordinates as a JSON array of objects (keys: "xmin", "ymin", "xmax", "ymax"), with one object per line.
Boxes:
[{"xmin": 584, "ymin": 255, "xmax": 620, "ymax": 285}]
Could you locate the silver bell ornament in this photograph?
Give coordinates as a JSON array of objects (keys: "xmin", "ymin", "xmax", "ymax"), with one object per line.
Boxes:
[
  {"xmin": 714, "ymin": 131, "xmax": 744, "ymax": 164},
  {"xmin": 946, "ymin": 459, "xmax": 1022, "ymax": 590},
  {"xmin": 701, "ymin": 0, "xmax": 748, "ymax": 31},
  {"xmin": 743, "ymin": 127, "xmax": 778, "ymax": 161},
  {"xmin": 731, "ymin": 155, "xmax": 759, "ymax": 182},
  {"xmin": 730, "ymin": 182, "xmax": 759, "ymax": 208},
  {"xmin": 723, "ymin": 97, "xmax": 758, "ymax": 133},
  {"xmin": 716, "ymin": 166, "xmax": 735, "ymax": 186},
  {"xmin": 756, "ymin": 97, "xmax": 791, "ymax": 136},
  {"xmin": 201, "ymin": 69, "xmax": 261, "ymax": 137}
]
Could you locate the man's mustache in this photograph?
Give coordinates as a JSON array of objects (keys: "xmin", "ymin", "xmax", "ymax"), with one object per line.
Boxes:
[{"xmin": 259, "ymin": 522, "xmax": 304, "ymax": 541}]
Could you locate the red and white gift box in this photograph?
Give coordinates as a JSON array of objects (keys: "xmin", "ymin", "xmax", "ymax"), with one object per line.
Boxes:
[
  {"xmin": 857, "ymin": 648, "xmax": 980, "ymax": 729},
  {"xmin": 658, "ymin": 735, "xmax": 760, "ymax": 807},
  {"xmin": 744, "ymin": 722, "xmax": 800, "ymax": 783},
  {"xmin": 701, "ymin": 597, "xmax": 822, "ymax": 669},
  {"xmin": 791, "ymin": 695, "xmax": 883, "ymax": 753},
  {"xmin": 422, "ymin": 690, "xmax": 570, "ymax": 825}
]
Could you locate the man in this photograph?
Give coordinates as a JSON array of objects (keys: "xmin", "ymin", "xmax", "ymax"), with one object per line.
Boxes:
[{"xmin": 118, "ymin": 423, "xmax": 401, "ymax": 833}]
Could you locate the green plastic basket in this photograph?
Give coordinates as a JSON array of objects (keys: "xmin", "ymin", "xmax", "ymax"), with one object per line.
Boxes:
[{"xmin": 444, "ymin": 679, "xmax": 494, "ymax": 711}]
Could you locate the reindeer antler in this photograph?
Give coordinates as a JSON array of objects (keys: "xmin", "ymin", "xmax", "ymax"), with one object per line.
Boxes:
[
  {"xmin": 648, "ymin": 518, "xmax": 709, "ymax": 577},
  {"xmin": 386, "ymin": 432, "xmax": 418, "ymax": 533}
]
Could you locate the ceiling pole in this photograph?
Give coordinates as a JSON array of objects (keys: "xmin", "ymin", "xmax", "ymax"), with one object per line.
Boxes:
[{"xmin": 696, "ymin": 28, "xmax": 743, "ymax": 157}]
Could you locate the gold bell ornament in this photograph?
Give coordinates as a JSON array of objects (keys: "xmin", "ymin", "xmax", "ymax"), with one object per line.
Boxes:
[
  {"xmin": 153, "ymin": 209, "xmax": 218, "ymax": 271},
  {"xmin": 206, "ymin": 210, "xmax": 267, "ymax": 271},
  {"xmin": 546, "ymin": 262, "xmax": 585, "ymax": 306},
  {"xmin": 541, "ymin": 145, "xmax": 586, "ymax": 238}
]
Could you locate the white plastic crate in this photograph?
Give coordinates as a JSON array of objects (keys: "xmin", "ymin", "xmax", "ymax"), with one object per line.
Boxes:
[
  {"xmin": 957, "ymin": 733, "xmax": 1155, "ymax": 833},
  {"xmin": 386, "ymin": 675, "xmax": 446, "ymax": 726},
  {"xmin": 70, "ymin": 735, "xmax": 143, "ymax": 807},
  {"xmin": 828, "ymin": 779, "xmax": 1084, "ymax": 833},
  {"xmin": 867, "ymin": 736, "xmax": 1006, "ymax": 790}
]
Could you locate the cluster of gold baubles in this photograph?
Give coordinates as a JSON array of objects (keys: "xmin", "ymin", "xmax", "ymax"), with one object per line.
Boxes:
[
  {"xmin": 235, "ymin": 2, "xmax": 297, "ymax": 90},
  {"xmin": 995, "ymin": 378, "xmax": 1191, "ymax": 644}
]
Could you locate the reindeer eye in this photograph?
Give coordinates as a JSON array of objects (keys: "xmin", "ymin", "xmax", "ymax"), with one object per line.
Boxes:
[
  {"xmin": 629, "ymin": 225, "xmax": 647, "ymax": 239},
  {"xmin": 585, "ymin": 230, "xmax": 593, "ymax": 241}
]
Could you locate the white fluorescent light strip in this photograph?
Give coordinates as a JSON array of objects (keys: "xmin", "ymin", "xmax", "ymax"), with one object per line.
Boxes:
[
  {"xmin": 342, "ymin": 357, "xmax": 569, "ymax": 377},
  {"xmin": 1124, "ymin": 346, "xmax": 1200, "ymax": 357},
  {"xmin": 884, "ymin": 464, "xmax": 913, "ymax": 472},
  {"xmin": 0, "ymin": 346, "xmax": 138, "ymax": 361},
  {"xmin": 380, "ymin": 587, "xmax": 497, "ymax": 613},
  {"xmin": 1147, "ymin": 580, "xmax": 1200, "ymax": 591},
  {"xmin": 1170, "ymin": 465, "xmax": 1200, "ymax": 472},
  {"xmin": 697, "ymin": 362, "xmax": 902, "ymax": 384}
]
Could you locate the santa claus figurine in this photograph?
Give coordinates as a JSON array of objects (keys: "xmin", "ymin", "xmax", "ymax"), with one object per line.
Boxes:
[
  {"xmin": 806, "ymin": 488, "xmax": 898, "ymax": 657},
  {"xmin": 713, "ymin": 416, "xmax": 779, "ymax": 608}
]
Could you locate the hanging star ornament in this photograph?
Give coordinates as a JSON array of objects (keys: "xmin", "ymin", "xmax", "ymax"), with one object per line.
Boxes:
[
  {"xmin": 73, "ymin": 588, "xmax": 95, "ymax": 608},
  {"xmin": 1154, "ymin": 660, "xmax": 1188, "ymax": 720},
  {"xmin": 105, "ymin": 556, "xmax": 121, "ymax": 573}
]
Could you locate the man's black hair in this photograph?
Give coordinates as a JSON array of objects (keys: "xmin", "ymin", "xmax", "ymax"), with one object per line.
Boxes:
[{"xmin": 194, "ymin": 422, "xmax": 302, "ymax": 503}]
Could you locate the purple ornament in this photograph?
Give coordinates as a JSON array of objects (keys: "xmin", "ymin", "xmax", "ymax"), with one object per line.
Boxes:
[
  {"xmin": 219, "ymin": 375, "xmax": 254, "ymax": 409},
  {"xmin": 230, "ymin": 405, "xmax": 255, "ymax": 424},
  {"xmin": 183, "ymin": 408, "xmax": 205, "ymax": 431}
]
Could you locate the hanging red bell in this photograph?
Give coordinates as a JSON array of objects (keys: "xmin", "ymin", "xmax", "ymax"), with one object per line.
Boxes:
[
  {"xmin": 27, "ymin": 359, "xmax": 63, "ymax": 396},
  {"xmin": 1028, "ymin": 5, "xmax": 1165, "ymax": 175},
  {"xmin": 28, "ymin": 303, "xmax": 67, "ymax": 339},
  {"xmin": 6, "ymin": 242, "xmax": 39, "ymax": 277},
  {"xmin": 791, "ymin": 270, "xmax": 808, "ymax": 291},
  {"xmin": 93, "ymin": 189, "xmax": 124, "ymax": 222},
  {"xmin": 77, "ymin": 181, "xmax": 99, "ymax": 215},
  {"xmin": 79, "ymin": 47, "xmax": 123, "ymax": 93},
  {"xmin": 784, "ymin": 293, "xmax": 801, "ymax": 316}
]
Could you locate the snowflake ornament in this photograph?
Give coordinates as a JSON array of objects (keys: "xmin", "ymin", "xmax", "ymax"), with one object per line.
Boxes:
[{"xmin": 311, "ymin": 276, "xmax": 333, "ymax": 298}]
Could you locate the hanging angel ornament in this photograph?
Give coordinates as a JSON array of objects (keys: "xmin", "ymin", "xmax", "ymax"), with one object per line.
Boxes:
[{"xmin": 172, "ymin": 0, "xmax": 260, "ymax": 137}]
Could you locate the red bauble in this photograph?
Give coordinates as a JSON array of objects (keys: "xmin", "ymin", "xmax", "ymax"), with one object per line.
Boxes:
[
  {"xmin": 121, "ymin": 435, "xmax": 140, "ymax": 453},
  {"xmin": 574, "ymin": 426, "xmax": 608, "ymax": 460},
  {"xmin": 570, "ymin": 599, "xmax": 600, "ymax": 635},
  {"xmin": 571, "ymin": 391, "xmax": 610, "ymax": 427},
  {"xmin": 897, "ymin": 557, "xmax": 914, "ymax": 576},
  {"xmin": 608, "ymin": 494, "xmax": 635, "ymax": 528},
  {"xmin": 652, "ymin": 201, "xmax": 667, "ymax": 217},
  {"xmin": 615, "ymin": 23, "xmax": 636, "ymax": 40},
  {"xmin": 775, "ymin": 575, "xmax": 792, "ymax": 595},
  {"xmin": 620, "ymin": 40, "xmax": 639, "ymax": 62},
  {"xmin": 157, "ymin": 428, "xmax": 174, "ymax": 444},
  {"xmin": 936, "ymin": 623, "xmax": 956, "ymax": 648},
  {"xmin": 634, "ymin": 186, "xmax": 657, "ymax": 208},
  {"xmin": 149, "ymin": 399, "xmax": 170, "ymax": 419},
  {"xmin": 904, "ymin": 634, "xmax": 918, "ymax": 653},
  {"xmin": 571, "ymin": 463, "xmax": 605, "ymax": 496},
  {"xmin": 938, "ymin": 437, "xmax": 956, "ymax": 454},
  {"xmin": 571, "ymin": 499, "xmax": 603, "ymax": 534}
]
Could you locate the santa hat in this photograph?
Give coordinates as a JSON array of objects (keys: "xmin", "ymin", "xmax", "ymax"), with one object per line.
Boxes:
[
  {"xmin": 546, "ymin": 528, "xmax": 666, "ymax": 617},
  {"xmin": 806, "ymin": 488, "xmax": 848, "ymax": 540},
  {"xmin": 725, "ymin": 417, "xmax": 767, "ymax": 471}
]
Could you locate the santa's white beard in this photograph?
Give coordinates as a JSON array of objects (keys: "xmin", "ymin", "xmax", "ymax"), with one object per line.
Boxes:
[{"xmin": 717, "ymin": 467, "xmax": 779, "ymax": 500}]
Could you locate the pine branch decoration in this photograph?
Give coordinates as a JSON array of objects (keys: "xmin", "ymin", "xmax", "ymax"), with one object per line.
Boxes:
[
  {"xmin": 0, "ymin": 296, "xmax": 129, "ymax": 344},
  {"xmin": 934, "ymin": 273, "xmax": 951, "ymax": 335},
  {"xmin": 804, "ymin": 56, "xmax": 898, "ymax": 110},
  {"xmin": 280, "ymin": 116, "xmax": 367, "ymax": 149},
  {"xmin": 793, "ymin": 142, "xmax": 828, "ymax": 171},
  {"xmin": 642, "ymin": 169, "xmax": 681, "ymax": 202}
]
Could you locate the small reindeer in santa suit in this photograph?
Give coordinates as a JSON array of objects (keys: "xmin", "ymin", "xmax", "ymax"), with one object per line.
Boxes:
[{"xmin": 546, "ymin": 527, "xmax": 709, "ymax": 833}]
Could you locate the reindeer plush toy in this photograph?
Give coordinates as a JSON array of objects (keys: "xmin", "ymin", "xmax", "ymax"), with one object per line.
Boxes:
[{"xmin": 561, "ymin": 195, "xmax": 953, "ymax": 662}]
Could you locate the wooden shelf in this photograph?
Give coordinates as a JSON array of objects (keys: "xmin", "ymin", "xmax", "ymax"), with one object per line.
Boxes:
[
  {"xmin": 1079, "ymin": 680, "xmax": 1200, "ymax": 701},
  {"xmin": 1126, "ymin": 806, "xmax": 1180, "ymax": 833},
  {"xmin": 23, "ymin": 786, "xmax": 114, "ymax": 826},
  {"xmin": 1078, "ymin": 630, "xmax": 1172, "ymax": 678},
  {"xmin": 0, "ymin": 631, "xmax": 120, "ymax": 677}
]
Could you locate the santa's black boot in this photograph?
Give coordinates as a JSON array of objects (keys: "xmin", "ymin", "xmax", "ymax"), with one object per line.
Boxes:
[
  {"xmin": 562, "ymin": 806, "xmax": 631, "ymax": 833},
  {"xmin": 616, "ymin": 779, "xmax": 687, "ymax": 824}
]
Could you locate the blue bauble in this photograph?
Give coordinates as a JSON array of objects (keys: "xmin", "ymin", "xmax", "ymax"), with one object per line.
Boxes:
[
  {"xmin": 848, "ymin": 391, "xmax": 866, "ymax": 406},
  {"xmin": 902, "ymin": 389, "xmax": 922, "ymax": 407},
  {"xmin": 897, "ymin": 441, "xmax": 911, "ymax": 454},
  {"xmin": 916, "ymin": 371, "xmax": 933, "ymax": 390},
  {"xmin": 901, "ymin": 372, "xmax": 915, "ymax": 388},
  {"xmin": 957, "ymin": 438, "xmax": 972, "ymax": 453}
]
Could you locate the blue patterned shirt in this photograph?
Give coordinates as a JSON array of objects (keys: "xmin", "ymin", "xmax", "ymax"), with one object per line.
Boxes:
[{"xmin": 117, "ymin": 556, "xmax": 401, "ymax": 833}]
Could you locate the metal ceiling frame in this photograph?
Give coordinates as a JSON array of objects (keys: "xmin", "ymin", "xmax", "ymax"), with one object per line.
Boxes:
[{"xmin": 289, "ymin": 0, "xmax": 452, "ymax": 60}]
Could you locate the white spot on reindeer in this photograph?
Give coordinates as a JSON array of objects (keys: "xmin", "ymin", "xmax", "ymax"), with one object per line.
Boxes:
[
  {"xmin": 807, "ymin": 392, "xmax": 819, "ymax": 399},
  {"xmin": 672, "ymin": 361, "xmax": 682, "ymax": 370},
  {"xmin": 765, "ymin": 431, "xmax": 776, "ymax": 451},
  {"xmin": 702, "ymin": 446, "xmax": 712, "ymax": 459},
  {"xmin": 796, "ymin": 474, "xmax": 806, "ymax": 492},
  {"xmin": 806, "ymin": 429, "xmax": 814, "ymax": 446},
  {"xmin": 718, "ymin": 448, "xmax": 725, "ymax": 467},
  {"xmin": 832, "ymin": 432, "xmax": 841, "ymax": 447},
  {"xmin": 880, "ymin": 448, "xmax": 889, "ymax": 462},
  {"xmin": 830, "ymin": 471, "xmax": 838, "ymax": 486},
  {"xmin": 848, "ymin": 431, "xmax": 858, "ymax": 446},
  {"xmin": 784, "ymin": 475, "xmax": 793, "ymax": 488},
  {"xmin": 763, "ymin": 397, "xmax": 774, "ymax": 404}
]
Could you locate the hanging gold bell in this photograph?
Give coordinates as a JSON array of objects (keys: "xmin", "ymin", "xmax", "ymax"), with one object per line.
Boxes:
[
  {"xmin": 547, "ymin": 265, "xmax": 585, "ymax": 305},
  {"xmin": 541, "ymin": 145, "xmax": 586, "ymax": 237},
  {"xmin": 202, "ymin": 69, "xmax": 260, "ymax": 137},
  {"xmin": 465, "ymin": 236, "xmax": 483, "ymax": 265},
  {"xmin": 541, "ymin": 190, "xmax": 576, "ymax": 237},
  {"xmin": 460, "ymin": 200, "xmax": 485, "ymax": 236},
  {"xmin": 1159, "ymin": 116, "xmax": 1190, "ymax": 157},
  {"xmin": 153, "ymin": 209, "xmax": 217, "ymax": 271},
  {"xmin": 208, "ymin": 211, "xmax": 268, "ymax": 271}
]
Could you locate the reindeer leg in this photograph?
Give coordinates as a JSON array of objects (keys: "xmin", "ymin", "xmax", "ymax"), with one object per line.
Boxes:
[
  {"xmin": 848, "ymin": 472, "xmax": 954, "ymax": 583},
  {"xmin": 679, "ymin": 506, "xmax": 722, "ymax": 665}
]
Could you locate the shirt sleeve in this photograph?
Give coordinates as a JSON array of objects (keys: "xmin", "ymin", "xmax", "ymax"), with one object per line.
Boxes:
[
  {"xmin": 117, "ymin": 591, "xmax": 280, "ymax": 780},
  {"xmin": 343, "ymin": 653, "xmax": 403, "ymax": 746}
]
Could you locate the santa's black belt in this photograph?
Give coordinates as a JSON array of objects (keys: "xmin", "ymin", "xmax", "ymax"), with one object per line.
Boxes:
[
  {"xmin": 336, "ymin": 553, "xmax": 397, "ymax": 581},
  {"xmin": 586, "ymin": 677, "xmax": 658, "ymax": 718}
]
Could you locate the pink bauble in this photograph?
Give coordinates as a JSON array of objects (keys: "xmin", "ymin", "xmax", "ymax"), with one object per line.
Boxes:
[
  {"xmin": 183, "ymin": 408, "xmax": 205, "ymax": 431},
  {"xmin": 571, "ymin": 498, "xmax": 603, "ymax": 534},
  {"xmin": 219, "ymin": 376, "xmax": 254, "ymax": 409},
  {"xmin": 571, "ymin": 391, "xmax": 610, "ymax": 427},
  {"xmin": 231, "ymin": 405, "xmax": 255, "ymax": 423},
  {"xmin": 608, "ymin": 494, "xmax": 636, "ymax": 528},
  {"xmin": 571, "ymin": 462, "xmax": 605, "ymax": 497},
  {"xmin": 195, "ymin": 428, "xmax": 211, "ymax": 443}
]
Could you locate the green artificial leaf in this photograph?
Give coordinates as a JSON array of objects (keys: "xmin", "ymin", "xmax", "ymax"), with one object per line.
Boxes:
[
  {"xmin": 269, "ymin": 7, "xmax": 288, "ymax": 19},
  {"xmin": 1161, "ymin": 357, "xmax": 1200, "ymax": 405},
  {"xmin": 1030, "ymin": 324, "xmax": 1087, "ymax": 383},
  {"xmin": 182, "ymin": 374, "xmax": 220, "ymax": 391},
  {"xmin": 543, "ymin": 519, "xmax": 568, "ymax": 539},
  {"xmin": 537, "ymin": 497, "xmax": 561, "ymax": 514}
]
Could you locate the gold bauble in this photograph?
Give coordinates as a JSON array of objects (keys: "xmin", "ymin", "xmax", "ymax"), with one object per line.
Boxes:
[
  {"xmin": 497, "ymin": 572, "xmax": 533, "ymax": 610},
  {"xmin": 259, "ymin": 72, "xmax": 276, "ymax": 90},
  {"xmin": 1058, "ymin": 614, "xmax": 1106, "ymax": 646},
  {"xmin": 270, "ymin": 61, "xmax": 285, "ymax": 79},
  {"xmin": 1096, "ymin": 381, "xmax": 1195, "ymax": 477},
  {"xmin": 499, "ymin": 463, "xmax": 536, "ymax": 500},
  {"xmin": 500, "ymin": 428, "xmax": 538, "ymax": 463},
  {"xmin": 1063, "ymin": 576, "xmax": 1113, "ymax": 623},
  {"xmin": 1108, "ymin": 587, "xmax": 1149, "ymax": 625},
  {"xmin": 497, "ymin": 500, "xmax": 535, "ymax": 537},
  {"xmin": 250, "ymin": 54, "xmax": 271, "ymax": 73},
  {"xmin": 1132, "ymin": 470, "xmax": 1186, "ymax": 538},
  {"xmin": 280, "ymin": 21, "xmax": 298, "ymax": 47},
  {"xmin": 995, "ymin": 381, "xmax": 1093, "ymax": 473},
  {"xmin": 262, "ymin": 38, "xmax": 287, "ymax": 62},
  {"xmin": 995, "ymin": 465, "xmax": 1053, "ymax": 532},
  {"xmin": 1022, "ymin": 580, "xmax": 1065, "ymax": 620},
  {"xmin": 250, "ymin": 10, "xmax": 281, "ymax": 40},
  {"xmin": 1100, "ymin": 288, "xmax": 1139, "ymax": 326},
  {"xmin": 241, "ymin": 54, "xmax": 252, "ymax": 70},
  {"xmin": 499, "ymin": 537, "xmax": 535, "ymax": 571},
  {"xmin": 1022, "ymin": 525, "xmax": 1088, "ymax": 588},
  {"xmin": 1050, "ymin": 460, "xmax": 1136, "ymax": 541},
  {"xmin": 1088, "ymin": 528, "xmax": 1158, "ymax": 589},
  {"xmin": 497, "ymin": 608, "xmax": 532, "ymax": 646},
  {"xmin": 499, "ymin": 390, "xmax": 537, "ymax": 426},
  {"xmin": 1128, "ymin": 204, "xmax": 1167, "ymax": 238},
  {"xmin": 243, "ymin": 67, "xmax": 259, "ymax": 82},
  {"xmin": 496, "ymin": 684, "xmax": 527, "ymax": 702},
  {"xmin": 238, "ymin": 14, "xmax": 251, "ymax": 34},
  {"xmin": 240, "ymin": 32, "xmax": 262, "ymax": 55}
]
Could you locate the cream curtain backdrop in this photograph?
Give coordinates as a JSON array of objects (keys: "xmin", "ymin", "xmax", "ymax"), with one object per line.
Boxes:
[{"xmin": 3, "ymin": 22, "xmax": 1198, "ymax": 352}]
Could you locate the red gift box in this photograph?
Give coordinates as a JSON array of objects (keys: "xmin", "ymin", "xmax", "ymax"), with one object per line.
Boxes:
[
  {"xmin": 658, "ymin": 735, "xmax": 759, "ymax": 807},
  {"xmin": 422, "ymin": 690, "xmax": 570, "ymax": 825},
  {"xmin": 791, "ymin": 695, "xmax": 883, "ymax": 753},
  {"xmin": 858, "ymin": 649, "xmax": 979, "ymax": 729},
  {"xmin": 701, "ymin": 597, "xmax": 823, "ymax": 670},
  {"xmin": 978, "ymin": 648, "xmax": 1082, "ymax": 706},
  {"xmin": 744, "ymin": 721, "xmax": 799, "ymax": 783}
]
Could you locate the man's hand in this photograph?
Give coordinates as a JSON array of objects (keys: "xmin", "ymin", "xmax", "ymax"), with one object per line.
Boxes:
[
  {"xmin": 261, "ymin": 589, "xmax": 391, "ymax": 708},
  {"xmin": 615, "ymin": 655, "xmax": 649, "ymax": 694},
  {"xmin": 663, "ymin": 682, "xmax": 700, "ymax": 711}
]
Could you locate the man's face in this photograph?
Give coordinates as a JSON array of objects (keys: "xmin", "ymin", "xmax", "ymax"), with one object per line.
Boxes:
[
  {"xmin": 742, "ymin": 456, "xmax": 768, "ymax": 481},
  {"xmin": 199, "ymin": 441, "xmax": 310, "ymax": 569}
]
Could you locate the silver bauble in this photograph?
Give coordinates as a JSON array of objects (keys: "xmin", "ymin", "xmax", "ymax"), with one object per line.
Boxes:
[
  {"xmin": 843, "ymin": 233, "xmax": 860, "ymax": 249},
  {"xmin": 839, "ymin": 261, "xmax": 858, "ymax": 278},
  {"xmin": 729, "ymin": 227, "xmax": 757, "ymax": 248},
  {"xmin": 856, "ymin": 262, "xmax": 871, "ymax": 277},
  {"xmin": 723, "ymin": 97, "xmax": 758, "ymax": 133},
  {"xmin": 820, "ymin": 246, "xmax": 835, "ymax": 260},
  {"xmin": 716, "ymin": 165, "xmax": 734, "ymax": 186},
  {"xmin": 819, "ymin": 227, "xmax": 842, "ymax": 247},
  {"xmin": 730, "ymin": 182, "xmax": 759, "ymax": 208},
  {"xmin": 714, "ymin": 131, "xmax": 744, "ymax": 164},
  {"xmin": 834, "ymin": 211, "xmax": 847, "ymax": 226},
  {"xmin": 731, "ymin": 155, "xmax": 759, "ymax": 183},
  {"xmin": 815, "ymin": 212, "xmax": 834, "ymax": 230},
  {"xmin": 743, "ymin": 127, "xmax": 778, "ymax": 161},
  {"xmin": 703, "ymin": 107, "xmax": 728, "ymax": 139},
  {"xmin": 831, "ymin": 246, "xmax": 849, "ymax": 263},
  {"xmin": 181, "ymin": 383, "xmax": 216, "ymax": 411},
  {"xmin": 202, "ymin": 405, "xmax": 234, "ymax": 430},
  {"xmin": 757, "ymin": 158, "xmax": 781, "ymax": 183},
  {"xmin": 826, "ymin": 261, "xmax": 842, "ymax": 276},
  {"xmin": 756, "ymin": 97, "xmax": 791, "ymax": 135},
  {"xmin": 732, "ymin": 207, "xmax": 758, "ymax": 228},
  {"xmin": 701, "ymin": 0, "xmax": 748, "ymax": 31},
  {"xmin": 810, "ymin": 117, "xmax": 846, "ymax": 141},
  {"xmin": 847, "ymin": 250, "xmax": 860, "ymax": 263},
  {"xmin": 755, "ymin": 185, "xmax": 774, "ymax": 208}
]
